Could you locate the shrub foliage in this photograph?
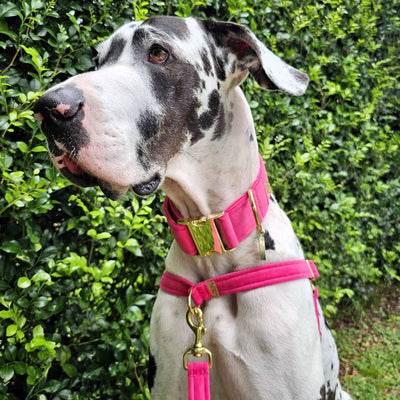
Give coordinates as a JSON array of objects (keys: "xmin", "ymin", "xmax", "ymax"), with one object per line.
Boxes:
[{"xmin": 0, "ymin": 0, "xmax": 399, "ymax": 398}]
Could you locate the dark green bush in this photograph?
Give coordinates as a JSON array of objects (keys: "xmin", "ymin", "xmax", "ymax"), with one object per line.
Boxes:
[{"xmin": 0, "ymin": 0, "xmax": 399, "ymax": 398}]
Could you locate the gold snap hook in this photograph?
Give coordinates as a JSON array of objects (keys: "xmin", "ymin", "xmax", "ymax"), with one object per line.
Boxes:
[{"xmin": 183, "ymin": 291, "xmax": 213, "ymax": 370}]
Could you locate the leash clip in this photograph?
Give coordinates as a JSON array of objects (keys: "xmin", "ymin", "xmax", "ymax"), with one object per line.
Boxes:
[{"xmin": 183, "ymin": 291, "xmax": 213, "ymax": 370}]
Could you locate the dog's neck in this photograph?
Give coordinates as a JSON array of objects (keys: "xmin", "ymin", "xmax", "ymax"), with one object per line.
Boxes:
[{"xmin": 162, "ymin": 87, "xmax": 260, "ymax": 219}]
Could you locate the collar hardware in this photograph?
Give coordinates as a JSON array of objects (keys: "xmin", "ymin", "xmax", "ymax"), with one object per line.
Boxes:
[
  {"xmin": 177, "ymin": 211, "xmax": 233, "ymax": 256},
  {"xmin": 248, "ymin": 188, "xmax": 266, "ymax": 260}
]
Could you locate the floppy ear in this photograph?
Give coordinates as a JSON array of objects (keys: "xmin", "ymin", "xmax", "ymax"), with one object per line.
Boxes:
[{"xmin": 203, "ymin": 19, "xmax": 309, "ymax": 96}]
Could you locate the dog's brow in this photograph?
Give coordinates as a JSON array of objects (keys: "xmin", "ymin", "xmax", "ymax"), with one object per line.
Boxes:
[
  {"xmin": 132, "ymin": 28, "xmax": 150, "ymax": 46},
  {"xmin": 101, "ymin": 34, "xmax": 126, "ymax": 65}
]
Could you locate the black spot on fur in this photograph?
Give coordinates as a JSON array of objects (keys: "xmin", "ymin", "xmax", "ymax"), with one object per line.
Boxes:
[
  {"xmin": 148, "ymin": 351, "xmax": 157, "ymax": 390},
  {"xmin": 249, "ymin": 128, "xmax": 255, "ymax": 142},
  {"xmin": 319, "ymin": 383, "xmax": 338, "ymax": 400},
  {"xmin": 215, "ymin": 56, "xmax": 226, "ymax": 81},
  {"xmin": 200, "ymin": 49, "xmax": 213, "ymax": 76},
  {"xmin": 264, "ymin": 230, "xmax": 275, "ymax": 250},
  {"xmin": 188, "ymin": 110, "xmax": 205, "ymax": 144},
  {"xmin": 144, "ymin": 16, "xmax": 190, "ymax": 39},
  {"xmin": 199, "ymin": 90, "xmax": 221, "ymax": 130},
  {"xmin": 136, "ymin": 145, "xmax": 151, "ymax": 171},
  {"xmin": 137, "ymin": 111, "xmax": 160, "ymax": 140},
  {"xmin": 131, "ymin": 28, "xmax": 149, "ymax": 50},
  {"xmin": 320, "ymin": 385, "xmax": 325, "ymax": 400},
  {"xmin": 144, "ymin": 45, "xmax": 205, "ymax": 146},
  {"xmin": 142, "ymin": 53, "xmax": 204, "ymax": 149},
  {"xmin": 102, "ymin": 35, "xmax": 126, "ymax": 65},
  {"xmin": 212, "ymin": 104, "xmax": 226, "ymax": 140},
  {"xmin": 230, "ymin": 59, "xmax": 238, "ymax": 74}
]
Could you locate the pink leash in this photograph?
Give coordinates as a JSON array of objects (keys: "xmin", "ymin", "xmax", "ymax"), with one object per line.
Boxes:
[{"xmin": 188, "ymin": 362, "xmax": 211, "ymax": 400}]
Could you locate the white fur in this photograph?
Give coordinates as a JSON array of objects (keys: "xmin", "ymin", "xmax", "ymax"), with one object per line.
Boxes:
[{"xmin": 150, "ymin": 86, "xmax": 328, "ymax": 399}]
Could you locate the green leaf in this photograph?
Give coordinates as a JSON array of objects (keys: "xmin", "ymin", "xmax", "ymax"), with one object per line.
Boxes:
[
  {"xmin": 1, "ymin": 240, "xmax": 21, "ymax": 254},
  {"xmin": 0, "ymin": 365, "xmax": 14, "ymax": 383},
  {"xmin": 14, "ymin": 362, "xmax": 27, "ymax": 375},
  {"xmin": 17, "ymin": 277, "xmax": 32, "ymax": 289},
  {"xmin": 101, "ymin": 260, "xmax": 116, "ymax": 276},
  {"xmin": 0, "ymin": 280, "xmax": 9, "ymax": 290},
  {"xmin": 20, "ymin": 44, "xmax": 43, "ymax": 70},
  {"xmin": 56, "ymin": 345, "xmax": 71, "ymax": 365},
  {"xmin": 0, "ymin": 152, "xmax": 13, "ymax": 168},
  {"xmin": 31, "ymin": 0, "xmax": 44, "ymax": 10},
  {"xmin": 5, "ymin": 345, "xmax": 17, "ymax": 361},
  {"xmin": 33, "ymin": 324, "xmax": 44, "ymax": 337},
  {"xmin": 97, "ymin": 232, "xmax": 111, "ymax": 239},
  {"xmin": 31, "ymin": 145, "xmax": 47, "ymax": 152},
  {"xmin": 6, "ymin": 324, "xmax": 17, "ymax": 336},
  {"xmin": 87, "ymin": 228, "xmax": 97, "ymax": 238},
  {"xmin": 126, "ymin": 286, "xmax": 135, "ymax": 306},
  {"xmin": 0, "ymin": 2, "xmax": 22, "ymax": 19},
  {"xmin": 0, "ymin": 310, "xmax": 12, "ymax": 319},
  {"xmin": 33, "ymin": 296, "xmax": 50, "ymax": 308},
  {"xmin": 32, "ymin": 270, "xmax": 51, "ymax": 282},
  {"xmin": 62, "ymin": 363, "xmax": 77, "ymax": 378}
]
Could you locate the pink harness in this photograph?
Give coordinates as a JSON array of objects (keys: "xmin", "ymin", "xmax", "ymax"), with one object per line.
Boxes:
[{"xmin": 160, "ymin": 155, "xmax": 320, "ymax": 400}]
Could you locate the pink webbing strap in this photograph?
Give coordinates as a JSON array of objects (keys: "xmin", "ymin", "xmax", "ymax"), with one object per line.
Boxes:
[
  {"xmin": 160, "ymin": 259, "xmax": 319, "ymax": 307},
  {"xmin": 188, "ymin": 362, "xmax": 210, "ymax": 400},
  {"xmin": 163, "ymin": 154, "xmax": 270, "ymax": 255},
  {"xmin": 313, "ymin": 286, "xmax": 321, "ymax": 335}
]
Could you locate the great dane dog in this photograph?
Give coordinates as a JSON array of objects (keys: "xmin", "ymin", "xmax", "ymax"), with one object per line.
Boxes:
[{"xmin": 34, "ymin": 16, "xmax": 352, "ymax": 400}]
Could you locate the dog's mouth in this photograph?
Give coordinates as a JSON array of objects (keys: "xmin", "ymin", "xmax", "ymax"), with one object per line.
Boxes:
[
  {"xmin": 56, "ymin": 153, "xmax": 161, "ymax": 200},
  {"xmin": 58, "ymin": 154, "xmax": 99, "ymax": 188}
]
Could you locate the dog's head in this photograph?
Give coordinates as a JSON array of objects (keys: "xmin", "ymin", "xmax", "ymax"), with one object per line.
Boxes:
[{"xmin": 34, "ymin": 16, "xmax": 308, "ymax": 200}]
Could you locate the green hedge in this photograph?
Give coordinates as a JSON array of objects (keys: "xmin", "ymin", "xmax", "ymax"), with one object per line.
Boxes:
[{"xmin": 0, "ymin": 0, "xmax": 399, "ymax": 398}]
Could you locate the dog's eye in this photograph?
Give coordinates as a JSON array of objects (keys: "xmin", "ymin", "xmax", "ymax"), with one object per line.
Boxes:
[{"xmin": 149, "ymin": 46, "xmax": 169, "ymax": 64}]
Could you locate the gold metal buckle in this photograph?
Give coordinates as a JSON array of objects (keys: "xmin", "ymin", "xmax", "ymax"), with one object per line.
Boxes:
[
  {"xmin": 183, "ymin": 290, "xmax": 213, "ymax": 370},
  {"xmin": 178, "ymin": 211, "xmax": 233, "ymax": 257}
]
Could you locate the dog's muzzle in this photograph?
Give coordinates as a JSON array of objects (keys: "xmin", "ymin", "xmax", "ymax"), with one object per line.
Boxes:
[{"xmin": 35, "ymin": 84, "xmax": 162, "ymax": 199}]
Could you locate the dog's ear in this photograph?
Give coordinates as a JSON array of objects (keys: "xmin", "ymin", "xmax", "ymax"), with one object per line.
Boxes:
[{"xmin": 203, "ymin": 20, "xmax": 309, "ymax": 96}]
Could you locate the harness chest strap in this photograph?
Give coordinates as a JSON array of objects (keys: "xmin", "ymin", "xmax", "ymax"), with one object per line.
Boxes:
[{"xmin": 160, "ymin": 259, "xmax": 319, "ymax": 308}]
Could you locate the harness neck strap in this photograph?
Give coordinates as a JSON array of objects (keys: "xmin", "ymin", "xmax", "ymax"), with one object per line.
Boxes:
[{"xmin": 163, "ymin": 154, "xmax": 270, "ymax": 256}]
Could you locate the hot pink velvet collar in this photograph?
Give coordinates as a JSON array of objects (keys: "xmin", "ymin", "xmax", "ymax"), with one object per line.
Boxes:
[{"xmin": 163, "ymin": 154, "xmax": 270, "ymax": 256}]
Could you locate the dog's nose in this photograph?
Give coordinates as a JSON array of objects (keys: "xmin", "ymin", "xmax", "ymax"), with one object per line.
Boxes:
[{"xmin": 34, "ymin": 85, "xmax": 85, "ymax": 129}]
